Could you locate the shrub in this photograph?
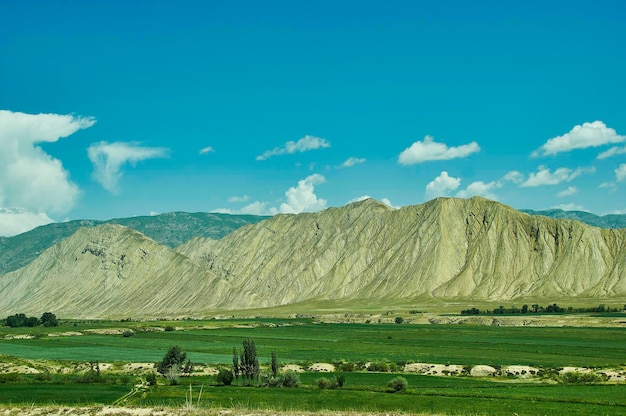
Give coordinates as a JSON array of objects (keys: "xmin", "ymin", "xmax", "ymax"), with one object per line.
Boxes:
[
  {"xmin": 337, "ymin": 361, "xmax": 355, "ymax": 372},
  {"xmin": 122, "ymin": 330, "xmax": 135, "ymax": 338},
  {"xmin": 368, "ymin": 362, "xmax": 390, "ymax": 372},
  {"xmin": 164, "ymin": 325, "xmax": 175, "ymax": 332},
  {"xmin": 156, "ymin": 346, "xmax": 187, "ymax": 376},
  {"xmin": 388, "ymin": 376, "xmax": 408, "ymax": 392},
  {"xmin": 317, "ymin": 377, "xmax": 331, "ymax": 389},
  {"xmin": 146, "ymin": 372, "xmax": 158, "ymax": 386},
  {"xmin": 394, "ymin": 316, "xmax": 404, "ymax": 324},
  {"xmin": 331, "ymin": 374, "xmax": 346, "ymax": 388},
  {"xmin": 216, "ymin": 368, "xmax": 234, "ymax": 386},
  {"xmin": 279, "ymin": 370, "xmax": 301, "ymax": 388}
]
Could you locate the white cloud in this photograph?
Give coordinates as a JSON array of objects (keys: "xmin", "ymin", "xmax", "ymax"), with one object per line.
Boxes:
[
  {"xmin": 553, "ymin": 203, "xmax": 586, "ymax": 212},
  {"xmin": 616, "ymin": 164, "xmax": 626, "ymax": 182},
  {"xmin": 600, "ymin": 182, "xmax": 617, "ymax": 192},
  {"xmin": 256, "ymin": 135, "xmax": 330, "ymax": 161},
  {"xmin": 557, "ymin": 186, "xmax": 578, "ymax": 198},
  {"xmin": 521, "ymin": 166, "xmax": 595, "ymax": 187},
  {"xmin": 597, "ymin": 145, "xmax": 626, "ymax": 159},
  {"xmin": 502, "ymin": 170, "xmax": 525, "ymax": 184},
  {"xmin": 0, "ymin": 110, "xmax": 92, "ymax": 236},
  {"xmin": 279, "ymin": 173, "xmax": 327, "ymax": 214},
  {"xmin": 456, "ymin": 181, "xmax": 501, "ymax": 200},
  {"xmin": 199, "ymin": 146, "xmax": 215, "ymax": 155},
  {"xmin": 347, "ymin": 195, "xmax": 372, "ymax": 204},
  {"xmin": 213, "ymin": 174, "xmax": 327, "ymax": 216},
  {"xmin": 0, "ymin": 208, "xmax": 54, "ymax": 237},
  {"xmin": 346, "ymin": 195, "xmax": 399, "ymax": 209},
  {"xmin": 533, "ymin": 121, "xmax": 626, "ymax": 157},
  {"xmin": 340, "ymin": 157, "xmax": 366, "ymax": 168},
  {"xmin": 398, "ymin": 135, "xmax": 480, "ymax": 165},
  {"xmin": 228, "ymin": 195, "xmax": 250, "ymax": 203},
  {"xmin": 87, "ymin": 141, "xmax": 169, "ymax": 193},
  {"xmin": 425, "ymin": 171, "xmax": 461, "ymax": 199}
]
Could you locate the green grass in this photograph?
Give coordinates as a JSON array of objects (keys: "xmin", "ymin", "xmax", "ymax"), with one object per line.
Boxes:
[
  {"xmin": 2, "ymin": 320, "xmax": 625, "ymax": 368},
  {"xmin": 131, "ymin": 374, "xmax": 626, "ymax": 416},
  {"xmin": 0, "ymin": 383, "xmax": 132, "ymax": 405}
]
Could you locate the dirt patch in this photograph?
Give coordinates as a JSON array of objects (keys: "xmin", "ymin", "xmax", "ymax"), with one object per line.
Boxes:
[
  {"xmin": 48, "ymin": 331, "xmax": 83, "ymax": 337},
  {"xmin": 282, "ymin": 364, "xmax": 304, "ymax": 373},
  {"xmin": 308, "ymin": 363, "xmax": 335, "ymax": 372}
]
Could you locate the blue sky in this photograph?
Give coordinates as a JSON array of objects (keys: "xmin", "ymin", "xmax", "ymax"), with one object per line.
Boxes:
[{"xmin": 1, "ymin": 0, "xmax": 625, "ymax": 236}]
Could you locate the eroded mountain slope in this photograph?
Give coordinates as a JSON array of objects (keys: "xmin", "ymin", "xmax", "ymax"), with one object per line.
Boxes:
[{"xmin": 178, "ymin": 197, "xmax": 626, "ymax": 308}]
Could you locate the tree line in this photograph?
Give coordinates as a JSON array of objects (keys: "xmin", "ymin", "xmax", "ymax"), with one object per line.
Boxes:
[
  {"xmin": 2, "ymin": 312, "xmax": 58, "ymax": 327},
  {"xmin": 461, "ymin": 303, "xmax": 624, "ymax": 315}
]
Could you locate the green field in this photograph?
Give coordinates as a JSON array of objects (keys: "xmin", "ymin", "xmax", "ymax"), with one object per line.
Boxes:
[
  {"xmin": 1, "ymin": 318, "xmax": 625, "ymax": 415},
  {"xmin": 1, "ymin": 319, "xmax": 625, "ymax": 367}
]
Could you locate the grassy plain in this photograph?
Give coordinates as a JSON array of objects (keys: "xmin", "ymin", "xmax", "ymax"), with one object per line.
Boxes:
[
  {"xmin": 1, "ymin": 317, "xmax": 625, "ymax": 415},
  {"xmin": 1, "ymin": 319, "xmax": 625, "ymax": 367}
]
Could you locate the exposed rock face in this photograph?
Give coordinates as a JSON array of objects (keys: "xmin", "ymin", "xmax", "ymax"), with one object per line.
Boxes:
[{"xmin": 1, "ymin": 197, "xmax": 626, "ymax": 318}]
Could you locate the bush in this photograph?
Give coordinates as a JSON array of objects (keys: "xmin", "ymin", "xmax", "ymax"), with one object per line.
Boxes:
[
  {"xmin": 122, "ymin": 330, "xmax": 135, "ymax": 337},
  {"xmin": 332, "ymin": 374, "xmax": 346, "ymax": 388},
  {"xmin": 317, "ymin": 377, "xmax": 331, "ymax": 389},
  {"xmin": 216, "ymin": 368, "xmax": 234, "ymax": 386},
  {"xmin": 560, "ymin": 372, "xmax": 607, "ymax": 384},
  {"xmin": 394, "ymin": 316, "xmax": 404, "ymax": 324},
  {"xmin": 388, "ymin": 376, "xmax": 408, "ymax": 392},
  {"xmin": 368, "ymin": 362, "xmax": 390, "ymax": 372},
  {"xmin": 164, "ymin": 325, "xmax": 175, "ymax": 332},
  {"xmin": 337, "ymin": 361, "xmax": 355, "ymax": 372},
  {"xmin": 278, "ymin": 370, "xmax": 301, "ymax": 388},
  {"xmin": 146, "ymin": 372, "xmax": 158, "ymax": 386}
]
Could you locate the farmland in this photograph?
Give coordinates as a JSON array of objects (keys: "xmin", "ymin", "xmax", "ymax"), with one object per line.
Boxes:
[{"xmin": 1, "ymin": 316, "xmax": 625, "ymax": 415}]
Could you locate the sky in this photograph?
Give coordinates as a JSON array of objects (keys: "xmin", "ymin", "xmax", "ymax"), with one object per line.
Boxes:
[{"xmin": 1, "ymin": 0, "xmax": 625, "ymax": 236}]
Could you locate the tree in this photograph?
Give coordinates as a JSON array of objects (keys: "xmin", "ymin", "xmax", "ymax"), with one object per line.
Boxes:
[
  {"xmin": 156, "ymin": 346, "xmax": 187, "ymax": 379},
  {"xmin": 239, "ymin": 339, "xmax": 259, "ymax": 386},
  {"xmin": 388, "ymin": 376, "xmax": 408, "ymax": 392},
  {"xmin": 394, "ymin": 316, "xmax": 404, "ymax": 324},
  {"xmin": 182, "ymin": 359, "xmax": 194, "ymax": 376},
  {"xmin": 40, "ymin": 312, "xmax": 58, "ymax": 327},
  {"xmin": 232, "ymin": 347, "xmax": 239, "ymax": 384},
  {"xmin": 216, "ymin": 368, "xmax": 234, "ymax": 386},
  {"xmin": 270, "ymin": 351, "xmax": 279, "ymax": 378}
]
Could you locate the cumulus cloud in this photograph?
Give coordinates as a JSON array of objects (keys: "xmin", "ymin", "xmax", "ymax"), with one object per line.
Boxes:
[
  {"xmin": 425, "ymin": 171, "xmax": 461, "ymax": 199},
  {"xmin": 398, "ymin": 135, "xmax": 480, "ymax": 165},
  {"xmin": 213, "ymin": 174, "xmax": 327, "ymax": 215},
  {"xmin": 0, "ymin": 208, "xmax": 54, "ymax": 237},
  {"xmin": 346, "ymin": 195, "xmax": 398, "ymax": 208},
  {"xmin": 256, "ymin": 135, "xmax": 330, "ymax": 161},
  {"xmin": 87, "ymin": 141, "xmax": 169, "ymax": 193},
  {"xmin": 557, "ymin": 186, "xmax": 578, "ymax": 198},
  {"xmin": 456, "ymin": 181, "xmax": 501, "ymax": 200},
  {"xmin": 199, "ymin": 146, "xmax": 215, "ymax": 155},
  {"xmin": 502, "ymin": 170, "xmax": 525, "ymax": 184},
  {"xmin": 532, "ymin": 121, "xmax": 625, "ymax": 157},
  {"xmin": 521, "ymin": 166, "xmax": 595, "ymax": 187},
  {"xmin": 616, "ymin": 164, "xmax": 626, "ymax": 182},
  {"xmin": 228, "ymin": 195, "xmax": 250, "ymax": 203},
  {"xmin": 279, "ymin": 173, "xmax": 327, "ymax": 214},
  {"xmin": 0, "ymin": 110, "xmax": 93, "ymax": 235},
  {"xmin": 340, "ymin": 157, "xmax": 366, "ymax": 168}
]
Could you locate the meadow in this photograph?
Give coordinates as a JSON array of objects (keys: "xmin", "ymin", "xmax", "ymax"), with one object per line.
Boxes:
[{"xmin": 1, "ymin": 317, "xmax": 625, "ymax": 415}]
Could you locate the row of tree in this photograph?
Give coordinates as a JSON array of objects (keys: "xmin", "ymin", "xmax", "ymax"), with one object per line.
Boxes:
[
  {"xmin": 461, "ymin": 304, "xmax": 624, "ymax": 315},
  {"xmin": 3, "ymin": 312, "xmax": 58, "ymax": 327}
]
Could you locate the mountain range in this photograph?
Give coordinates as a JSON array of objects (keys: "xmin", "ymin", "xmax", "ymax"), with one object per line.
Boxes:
[
  {"xmin": 1, "ymin": 197, "xmax": 625, "ymax": 319},
  {"xmin": 0, "ymin": 212, "xmax": 268, "ymax": 276}
]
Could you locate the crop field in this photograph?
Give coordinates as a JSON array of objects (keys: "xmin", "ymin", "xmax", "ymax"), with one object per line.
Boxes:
[
  {"xmin": 1, "ymin": 318, "xmax": 625, "ymax": 367},
  {"xmin": 1, "ymin": 317, "xmax": 625, "ymax": 415}
]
